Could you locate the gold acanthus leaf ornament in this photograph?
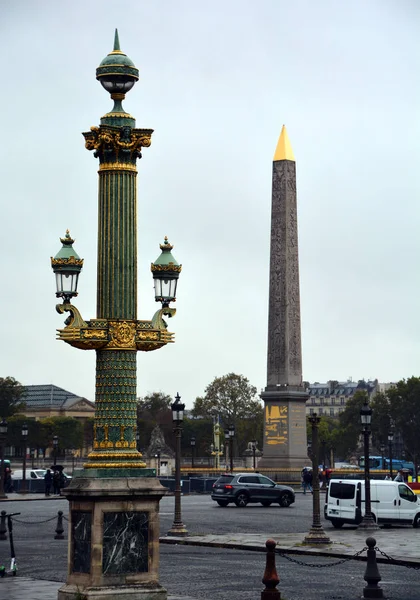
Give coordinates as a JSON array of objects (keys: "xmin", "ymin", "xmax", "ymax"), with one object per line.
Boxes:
[{"xmin": 84, "ymin": 126, "xmax": 152, "ymax": 155}]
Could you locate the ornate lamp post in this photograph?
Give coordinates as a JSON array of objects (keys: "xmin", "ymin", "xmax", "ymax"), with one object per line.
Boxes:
[
  {"xmin": 380, "ymin": 443, "xmax": 386, "ymax": 471},
  {"xmin": 53, "ymin": 435, "xmax": 58, "ymax": 467},
  {"xmin": 21, "ymin": 423, "xmax": 29, "ymax": 494},
  {"xmin": 358, "ymin": 398, "xmax": 379, "ymax": 529},
  {"xmin": 229, "ymin": 423, "xmax": 235, "ymax": 472},
  {"xmin": 251, "ymin": 439, "xmax": 258, "ymax": 470},
  {"xmin": 190, "ymin": 436, "xmax": 196, "ymax": 469},
  {"xmin": 167, "ymin": 393, "xmax": 188, "ymax": 537},
  {"xmin": 303, "ymin": 413, "xmax": 331, "ymax": 545},
  {"xmin": 0, "ymin": 419, "xmax": 8, "ymax": 499},
  {"xmin": 388, "ymin": 428, "xmax": 394, "ymax": 479},
  {"xmin": 52, "ymin": 30, "xmax": 182, "ymax": 600}
]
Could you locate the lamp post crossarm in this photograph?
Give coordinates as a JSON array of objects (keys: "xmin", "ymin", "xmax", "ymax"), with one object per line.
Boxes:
[{"xmin": 56, "ymin": 305, "xmax": 176, "ymax": 351}]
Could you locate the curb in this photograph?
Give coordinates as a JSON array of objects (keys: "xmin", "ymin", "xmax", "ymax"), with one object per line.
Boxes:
[{"xmin": 159, "ymin": 536, "xmax": 420, "ymax": 567}]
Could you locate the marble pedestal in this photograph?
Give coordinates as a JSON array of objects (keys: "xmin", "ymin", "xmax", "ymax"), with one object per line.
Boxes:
[
  {"xmin": 259, "ymin": 387, "xmax": 309, "ymax": 469},
  {"xmin": 58, "ymin": 472, "xmax": 168, "ymax": 600}
]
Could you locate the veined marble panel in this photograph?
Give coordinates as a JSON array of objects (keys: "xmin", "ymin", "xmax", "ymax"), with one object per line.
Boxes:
[
  {"xmin": 72, "ymin": 511, "xmax": 92, "ymax": 573},
  {"xmin": 102, "ymin": 511, "xmax": 149, "ymax": 575}
]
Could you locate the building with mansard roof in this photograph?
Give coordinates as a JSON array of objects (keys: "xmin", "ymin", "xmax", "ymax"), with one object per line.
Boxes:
[
  {"xmin": 23, "ymin": 384, "xmax": 95, "ymax": 420},
  {"xmin": 306, "ymin": 379, "xmax": 379, "ymax": 418}
]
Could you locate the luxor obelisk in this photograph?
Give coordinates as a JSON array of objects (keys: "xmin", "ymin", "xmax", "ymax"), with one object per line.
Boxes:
[{"xmin": 259, "ymin": 126, "xmax": 308, "ymax": 469}]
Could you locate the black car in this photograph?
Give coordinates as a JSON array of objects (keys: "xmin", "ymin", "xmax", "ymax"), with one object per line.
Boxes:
[{"xmin": 211, "ymin": 473, "xmax": 295, "ymax": 508}]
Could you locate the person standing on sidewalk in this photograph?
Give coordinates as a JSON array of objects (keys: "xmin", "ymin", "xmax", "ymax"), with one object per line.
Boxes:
[{"xmin": 44, "ymin": 469, "xmax": 53, "ymax": 496}]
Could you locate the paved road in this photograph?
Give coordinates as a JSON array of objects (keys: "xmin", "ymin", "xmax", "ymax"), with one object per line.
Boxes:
[{"xmin": 1, "ymin": 494, "xmax": 420, "ymax": 599}]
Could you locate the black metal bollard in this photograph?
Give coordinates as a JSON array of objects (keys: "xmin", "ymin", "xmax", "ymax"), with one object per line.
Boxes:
[
  {"xmin": 55, "ymin": 510, "xmax": 65, "ymax": 540},
  {"xmin": 363, "ymin": 537, "xmax": 384, "ymax": 599},
  {"xmin": 261, "ymin": 539, "xmax": 281, "ymax": 600},
  {"xmin": 0, "ymin": 511, "xmax": 7, "ymax": 541}
]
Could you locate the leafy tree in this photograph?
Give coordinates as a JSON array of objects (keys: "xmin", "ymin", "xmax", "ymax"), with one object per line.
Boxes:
[
  {"xmin": 137, "ymin": 392, "xmax": 173, "ymax": 451},
  {"xmin": 137, "ymin": 392, "xmax": 172, "ymax": 422},
  {"xmin": 370, "ymin": 392, "xmax": 391, "ymax": 450},
  {"xmin": 387, "ymin": 377, "xmax": 420, "ymax": 476},
  {"xmin": 333, "ymin": 390, "xmax": 367, "ymax": 460},
  {"xmin": 191, "ymin": 373, "xmax": 262, "ymax": 454},
  {"xmin": 307, "ymin": 416, "xmax": 339, "ymax": 466},
  {"xmin": 37, "ymin": 417, "xmax": 83, "ymax": 457},
  {"xmin": 0, "ymin": 377, "xmax": 25, "ymax": 419}
]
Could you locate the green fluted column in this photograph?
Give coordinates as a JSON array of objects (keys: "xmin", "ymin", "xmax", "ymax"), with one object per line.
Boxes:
[{"xmin": 97, "ymin": 167, "xmax": 137, "ymax": 320}]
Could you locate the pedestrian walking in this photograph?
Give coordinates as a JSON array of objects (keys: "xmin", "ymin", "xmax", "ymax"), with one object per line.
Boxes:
[
  {"xmin": 302, "ymin": 468, "xmax": 313, "ymax": 494},
  {"xmin": 44, "ymin": 469, "xmax": 53, "ymax": 496}
]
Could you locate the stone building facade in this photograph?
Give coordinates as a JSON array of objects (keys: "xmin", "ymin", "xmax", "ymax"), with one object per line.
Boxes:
[{"xmin": 306, "ymin": 379, "xmax": 380, "ymax": 418}]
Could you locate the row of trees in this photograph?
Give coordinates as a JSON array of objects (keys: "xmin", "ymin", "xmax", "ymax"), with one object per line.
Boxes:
[
  {"xmin": 137, "ymin": 374, "xmax": 263, "ymax": 456},
  {"xmin": 3, "ymin": 373, "xmax": 420, "ymax": 469},
  {"xmin": 310, "ymin": 377, "xmax": 420, "ymax": 474}
]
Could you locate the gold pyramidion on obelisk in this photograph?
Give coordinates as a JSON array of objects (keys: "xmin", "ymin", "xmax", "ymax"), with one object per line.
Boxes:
[{"xmin": 273, "ymin": 124, "xmax": 295, "ymax": 162}]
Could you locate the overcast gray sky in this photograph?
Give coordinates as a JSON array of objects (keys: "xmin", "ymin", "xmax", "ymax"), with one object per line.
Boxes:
[{"xmin": 2, "ymin": 1, "xmax": 419, "ymax": 408}]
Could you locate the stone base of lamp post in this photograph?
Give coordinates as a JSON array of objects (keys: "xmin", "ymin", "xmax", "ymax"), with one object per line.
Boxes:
[
  {"xmin": 166, "ymin": 522, "xmax": 188, "ymax": 537},
  {"xmin": 58, "ymin": 472, "xmax": 168, "ymax": 600},
  {"xmin": 358, "ymin": 516, "xmax": 380, "ymax": 530},
  {"xmin": 302, "ymin": 525, "xmax": 331, "ymax": 545}
]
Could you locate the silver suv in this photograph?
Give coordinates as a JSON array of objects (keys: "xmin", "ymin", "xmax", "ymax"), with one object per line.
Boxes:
[{"xmin": 211, "ymin": 473, "xmax": 295, "ymax": 508}]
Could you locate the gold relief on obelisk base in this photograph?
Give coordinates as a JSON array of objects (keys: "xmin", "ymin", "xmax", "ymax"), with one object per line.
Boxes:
[{"xmin": 265, "ymin": 405, "xmax": 288, "ymax": 445}]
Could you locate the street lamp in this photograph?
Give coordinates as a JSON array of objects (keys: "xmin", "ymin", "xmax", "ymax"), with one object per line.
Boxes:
[
  {"xmin": 303, "ymin": 413, "xmax": 331, "ymax": 545},
  {"xmin": 358, "ymin": 398, "xmax": 379, "ymax": 529},
  {"xmin": 21, "ymin": 423, "xmax": 29, "ymax": 494},
  {"xmin": 229, "ymin": 423, "xmax": 235, "ymax": 473},
  {"xmin": 388, "ymin": 427, "xmax": 394, "ymax": 479},
  {"xmin": 51, "ymin": 31, "xmax": 182, "ymax": 597},
  {"xmin": 380, "ymin": 443, "xmax": 386, "ymax": 471},
  {"xmin": 53, "ymin": 435, "xmax": 58, "ymax": 467},
  {"xmin": 168, "ymin": 393, "xmax": 188, "ymax": 536},
  {"xmin": 251, "ymin": 440, "xmax": 258, "ymax": 470},
  {"xmin": 0, "ymin": 419, "xmax": 8, "ymax": 499},
  {"xmin": 190, "ymin": 436, "xmax": 196, "ymax": 469}
]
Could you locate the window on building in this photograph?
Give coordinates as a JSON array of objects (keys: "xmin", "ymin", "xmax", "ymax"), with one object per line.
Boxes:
[
  {"xmin": 331, "ymin": 398, "xmax": 335, "ymax": 405},
  {"xmin": 319, "ymin": 408, "xmax": 324, "ymax": 415},
  {"xmin": 341, "ymin": 398, "xmax": 345, "ymax": 405},
  {"xmin": 309, "ymin": 408, "xmax": 314, "ymax": 415},
  {"xmin": 330, "ymin": 408, "xmax": 335, "ymax": 416},
  {"xmin": 311, "ymin": 398, "xmax": 316, "ymax": 405},
  {"xmin": 320, "ymin": 398, "xmax": 324, "ymax": 406}
]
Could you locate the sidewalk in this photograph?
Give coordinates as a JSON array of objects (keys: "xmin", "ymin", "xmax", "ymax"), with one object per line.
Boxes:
[{"xmin": 160, "ymin": 526, "xmax": 420, "ymax": 565}]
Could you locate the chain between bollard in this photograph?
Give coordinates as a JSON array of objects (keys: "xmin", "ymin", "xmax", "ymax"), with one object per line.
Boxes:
[
  {"xmin": 275, "ymin": 546, "xmax": 368, "ymax": 568},
  {"xmin": 10, "ymin": 515, "xmax": 57, "ymax": 525},
  {"xmin": 374, "ymin": 546, "xmax": 420, "ymax": 571}
]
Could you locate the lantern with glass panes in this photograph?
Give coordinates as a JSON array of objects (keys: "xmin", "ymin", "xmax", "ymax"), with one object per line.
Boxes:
[
  {"xmin": 151, "ymin": 237, "xmax": 182, "ymax": 307},
  {"xmin": 51, "ymin": 231, "xmax": 84, "ymax": 303}
]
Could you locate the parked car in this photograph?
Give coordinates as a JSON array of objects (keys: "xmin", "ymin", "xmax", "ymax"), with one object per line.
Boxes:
[{"xmin": 211, "ymin": 473, "xmax": 295, "ymax": 508}]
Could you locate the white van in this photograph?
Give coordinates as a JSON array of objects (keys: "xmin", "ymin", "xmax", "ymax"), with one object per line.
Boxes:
[
  {"xmin": 12, "ymin": 469, "xmax": 47, "ymax": 480},
  {"xmin": 324, "ymin": 479, "xmax": 420, "ymax": 528}
]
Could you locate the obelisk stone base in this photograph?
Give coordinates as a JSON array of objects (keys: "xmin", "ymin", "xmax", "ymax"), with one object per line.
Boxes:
[
  {"xmin": 58, "ymin": 476, "xmax": 168, "ymax": 600},
  {"xmin": 259, "ymin": 387, "xmax": 309, "ymax": 469}
]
